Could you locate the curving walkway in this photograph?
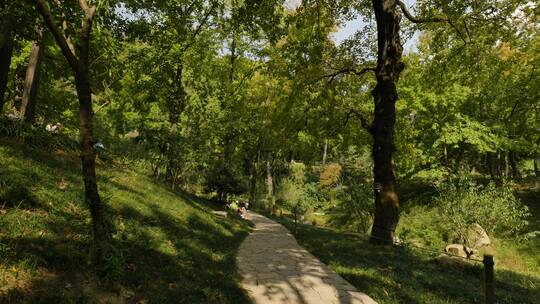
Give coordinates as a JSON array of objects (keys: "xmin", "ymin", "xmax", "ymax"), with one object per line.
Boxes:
[{"xmin": 237, "ymin": 212, "xmax": 377, "ymax": 304}]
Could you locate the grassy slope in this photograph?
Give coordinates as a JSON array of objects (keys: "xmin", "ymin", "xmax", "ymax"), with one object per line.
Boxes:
[
  {"xmin": 276, "ymin": 217, "xmax": 540, "ymax": 304},
  {"xmin": 0, "ymin": 140, "xmax": 251, "ymax": 304}
]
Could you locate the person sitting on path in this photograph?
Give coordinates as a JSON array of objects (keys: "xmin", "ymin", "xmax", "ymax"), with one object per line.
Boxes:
[{"xmin": 238, "ymin": 202, "xmax": 247, "ymax": 219}]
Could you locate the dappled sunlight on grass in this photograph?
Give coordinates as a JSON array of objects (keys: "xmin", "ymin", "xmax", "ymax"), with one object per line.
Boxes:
[
  {"xmin": 0, "ymin": 140, "xmax": 251, "ymax": 303},
  {"xmin": 276, "ymin": 217, "xmax": 540, "ymax": 304}
]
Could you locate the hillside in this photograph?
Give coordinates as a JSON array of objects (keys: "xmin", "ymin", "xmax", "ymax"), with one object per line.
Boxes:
[{"xmin": 0, "ymin": 139, "xmax": 251, "ymax": 303}]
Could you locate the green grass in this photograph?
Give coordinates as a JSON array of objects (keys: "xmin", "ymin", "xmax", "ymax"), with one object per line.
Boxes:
[
  {"xmin": 275, "ymin": 216, "xmax": 540, "ymax": 304},
  {"xmin": 0, "ymin": 139, "xmax": 251, "ymax": 303}
]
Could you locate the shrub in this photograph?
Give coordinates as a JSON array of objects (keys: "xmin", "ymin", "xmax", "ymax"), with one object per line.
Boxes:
[
  {"xmin": 435, "ymin": 178, "xmax": 530, "ymax": 244},
  {"xmin": 397, "ymin": 205, "xmax": 447, "ymax": 248},
  {"xmin": 277, "ymin": 162, "xmax": 322, "ymax": 231},
  {"xmin": 319, "ymin": 163, "xmax": 342, "ymax": 188},
  {"xmin": 327, "ymin": 183, "xmax": 374, "ymax": 234}
]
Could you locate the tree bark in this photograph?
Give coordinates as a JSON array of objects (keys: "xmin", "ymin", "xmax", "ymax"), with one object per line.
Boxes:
[
  {"xmin": 322, "ymin": 139, "xmax": 328, "ymax": 165},
  {"xmin": 369, "ymin": 0, "xmax": 404, "ymax": 245},
  {"xmin": 21, "ymin": 30, "xmax": 45, "ymax": 123},
  {"xmin": 33, "ymin": 0, "xmax": 109, "ymax": 268},
  {"xmin": 165, "ymin": 61, "xmax": 186, "ymax": 185},
  {"xmin": 0, "ymin": 29, "xmax": 13, "ymax": 113},
  {"xmin": 534, "ymin": 159, "xmax": 539, "ymax": 178},
  {"xmin": 504, "ymin": 152, "xmax": 509, "ymax": 177},
  {"xmin": 487, "ymin": 153, "xmax": 495, "ymax": 179},
  {"xmin": 76, "ymin": 72, "xmax": 109, "ymax": 267},
  {"xmin": 249, "ymin": 150, "xmax": 260, "ymax": 208},
  {"xmin": 75, "ymin": 5, "xmax": 109, "ymax": 268},
  {"xmin": 497, "ymin": 151, "xmax": 503, "ymax": 178},
  {"xmin": 168, "ymin": 61, "xmax": 186, "ymax": 130},
  {"xmin": 509, "ymin": 151, "xmax": 519, "ymax": 179},
  {"xmin": 266, "ymin": 152, "xmax": 275, "ymax": 212}
]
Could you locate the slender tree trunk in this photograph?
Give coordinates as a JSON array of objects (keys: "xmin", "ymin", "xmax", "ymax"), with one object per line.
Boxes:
[
  {"xmin": 497, "ymin": 151, "xmax": 503, "ymax": 178},
  {"xmin": 34, "ymin": 0, "xmax": 109, "ymax": 271},
  {"xmin": 165, "ymin": 61, "xmax": 186, "ymax": 184},
  {"xmin": 454, "ymin": 147, "xmax": 465, "ymax": 171},
  {"xmin": 266, "ymin": 152, "xmax": 275, "ymax": 213},
  {"xmin": 76, "ymin": 72, "xmax": 108, "ymax": 266},
  {"xmin": 0, "ymin": 29, "xmax": 13, "ymax": 113},
  {"xmin": 322, "ymin": 139, "xmax": 328, "ymax": 165},
  {"xmin": 534, "ymin": 159, "xmax": 539, "ymax": 178},
  {"xmin": 443, "ymin": 145, "xmax": 448, "ymax": 164},
  {"xmin": 369, "ymin": 0, "xmax": 404, "ymax": 245},
  {"xmin": 249, "ymin": 150, "xmax": 260, "ymax": 208},
  {"xmin": 504, "ymin": 152, "xmax": 509, "ymax": 177},
  {"xmin": 487, "ymin": 153, "xmax": 495, "ymax": 180},
  {"xmin": 21, "ymin": 30, "xmax": 45, "ymax": 123},
  {"xmin": 168, "ymin": 62, "xmax": 185, "ymax": 131},
  {"xmin": 230, "ymin": 35, "xmax": 236, "ymax": 83},
  {"xmin": 509, "ymin": 151, "xmax": 519, "ymax": 179}
]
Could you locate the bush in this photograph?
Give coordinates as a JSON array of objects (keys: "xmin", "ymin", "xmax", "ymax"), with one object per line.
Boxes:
[
  {"xmin": 397, "ymin": 205, "xmax": 447, "ymax": 248},
  {"xmin": 277, "ymin": 179, "xmax": 314, "ymax": 218},
  {"xmin": 435, "ymin": 178, "xmax": 530, "ymax": 244},
  {"xmin": 327, "ymin": 183, "xmax": 374, "ymax": 234},
  {"xmin": 319, "ymin": 163, "xmax": 342, "ymax": 188}
]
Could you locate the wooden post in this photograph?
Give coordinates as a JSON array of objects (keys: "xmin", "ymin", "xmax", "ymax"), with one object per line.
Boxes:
[{"xmin": 483, "ymin": 254, "xmax": 494, "ymax": 304}]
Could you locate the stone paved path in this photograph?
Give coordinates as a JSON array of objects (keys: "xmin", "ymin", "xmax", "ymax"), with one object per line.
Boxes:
[{"xmin": 237, "ymin": 212, "xmax": 377, "ymax": 304}]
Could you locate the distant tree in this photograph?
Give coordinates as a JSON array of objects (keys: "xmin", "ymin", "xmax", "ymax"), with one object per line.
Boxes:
[
  {"xmin": 0, "ymin": 0, "xmax": 36, "ymax": 113},
  {"xmin": 20, "ymin": 27, "xmax": 45, "ymax": 123}
]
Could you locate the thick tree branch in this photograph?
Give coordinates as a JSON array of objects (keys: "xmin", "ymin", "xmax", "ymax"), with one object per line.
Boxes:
[
  {"xmin": 345, "ymin": 109, "xmax": 373, "ymax": 135},
  {"xmin": 78, "ymin": 0, "xmax": 93, "ymax": 15},
  {"xmin": 448, "ymin": 19, "xmax": 468, "ymax": 44},
  {"xmin": 52, "ymin": 0, "xmax": 76, "ymax": 55},
  {"xmin": 397, "ymin": 1, "xmax": 448, "ymax": 23},
  {"xmin": 33, "ymin": 0, "xmax": 78, "ymax": 71},
  {"xmin": 79, "ymin": 0, "xmax": 96, "ymax": 68},
  {"xmin": 324, "ymin": 67, "xmax": 376, "ymax": 83}
]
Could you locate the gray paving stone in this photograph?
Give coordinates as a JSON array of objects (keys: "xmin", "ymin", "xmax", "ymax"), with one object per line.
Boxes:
[{"xmin": 237, "ymin": 212, "xmax": 377, "ymax": 304}]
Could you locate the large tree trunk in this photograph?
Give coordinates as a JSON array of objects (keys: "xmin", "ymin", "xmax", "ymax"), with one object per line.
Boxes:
[
  {"xmin": 21, "ymin": 30, "xmax": 45, "ymax": 123},
  {"xmin": 369, "ymin": 0, "xmax": 404, "ymax": 245},
  {"xmin": 0, "ymin": 29, "xmax": 13, "ymax": 113}
]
